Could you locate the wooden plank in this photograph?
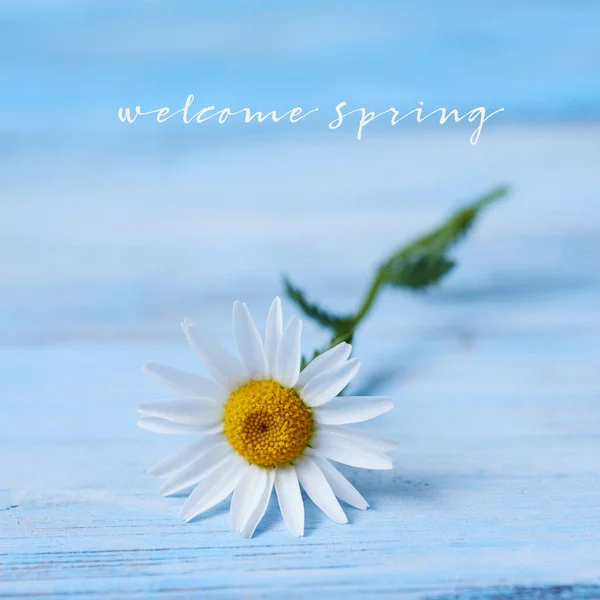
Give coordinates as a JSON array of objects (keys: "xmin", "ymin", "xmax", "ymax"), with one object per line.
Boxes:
[{"xmin": 1, "ymin": 126, "xmax": 600, "ymax": 597}]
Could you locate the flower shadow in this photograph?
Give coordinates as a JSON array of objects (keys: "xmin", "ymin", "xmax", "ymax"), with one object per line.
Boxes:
[
  {"xmin": 253, "ymin": 489, "xmax": 372, "ymax": 538},
  {"xmin": 339, "ymin": 466, "xmax": 444, "ymax": 509}
]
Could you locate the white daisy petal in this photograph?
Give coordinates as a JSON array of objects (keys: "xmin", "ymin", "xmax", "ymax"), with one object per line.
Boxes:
[
  {"xmin": 180, "ymin": 453, "xmax": 247, "ymax": 522},
  {"xmin": 295, "ymin": 342, "xmax": 352, "ymax": 391},
  {"xmin": 274, "ymin": 464, "xmax": 304, "ymax": 537},
  {"xmin": 300, "ymin": 358, "xmax": 360, "ymax": 407},
  {"xmin": 264, "ymin": 297, "xmax": 283, "ymax": 376},
  {"xmin": 308, "ymin": 452, "xmax": 369, "ymax": 510},
  {"xmin": 274, "ymin": 317, "xmax": 303, "ymax": 387},
  {"xmin": 240, "ymin": 468, "xmax": 274, "ymax": 538},
  {"xmin": 313, "ymin": 396, "xmax": 393, "ymax": 425},
  {"xmin": 147, "ymin": 434, "xmax": 226, "ymax": 477},
  {"xmin": 233, "ymin": 301, "xmax": 269, "ymax": 379},
  {"xmin": 142, "ymin": 362, "xmax": 226, "ymax": 403},
  {"xmin": 311, "ymin": 427, "xmax": 393, "ymax": 470},
  {"xmin": 230, "ymin": 464, "xmax": 268, "ymax": 532},
  {"xmin": 181, "ymin": 319, "xmax": 246, "ymax": 390},
  {"xmin": 137, "ymin": 399, "xmax": 222, "ymax": 425},
  {"xmin": 160, "ymin": 443, "xmax": 234, "ymax": 497},
  {"xmin": 295, "ymin": 455, "xmax": 347, "ymax": 524},
  {"xmin": 137, "ymin": 417, "xmax": 220, "ymax": 435},
  {"xmin": 317, "ymin": 424, "xmax": 399, "ymax": 454}
]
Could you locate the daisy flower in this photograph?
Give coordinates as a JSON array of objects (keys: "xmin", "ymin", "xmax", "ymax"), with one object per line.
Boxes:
[{"xmin": 138, "ymin": 298, "xmax": 396, "ymax": 537}]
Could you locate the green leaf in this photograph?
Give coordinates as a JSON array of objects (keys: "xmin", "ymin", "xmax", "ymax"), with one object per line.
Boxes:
[
  {"xmin": 381, "ymin": 253, "xmax": 455, "ymax": 289},
  {"xmin": 378, "ymin": 185, "xmax": 507, "ymax": 290},
  {"xmin": 283, "ymin": 277, "xmax": 351, "ymax": 332}
]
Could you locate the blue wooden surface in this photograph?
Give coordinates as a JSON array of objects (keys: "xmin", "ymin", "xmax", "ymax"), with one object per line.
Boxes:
[{"xmin": 1, "ymin": 124, "xmax": 600, "ymax": 597}]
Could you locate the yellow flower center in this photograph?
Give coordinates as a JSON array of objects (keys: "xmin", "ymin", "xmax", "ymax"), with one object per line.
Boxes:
[{"xmin": 223, "ymin": 379, "xmax": 314, "ymax": 467}]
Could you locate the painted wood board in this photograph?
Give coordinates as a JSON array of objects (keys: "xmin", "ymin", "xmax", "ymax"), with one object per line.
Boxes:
[{"xmin": 1, "ymin": 127, "xmax": 599, "ymax": 598}]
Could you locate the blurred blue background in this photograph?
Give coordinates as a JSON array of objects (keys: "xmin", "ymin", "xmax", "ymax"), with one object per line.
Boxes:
[{"xmin": 0, "ymin": 0, "xmax": 599, "ymax": 349}]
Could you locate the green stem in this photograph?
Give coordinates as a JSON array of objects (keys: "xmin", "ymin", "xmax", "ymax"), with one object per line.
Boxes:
[
  {"xmin": 312, "ymin": 268, "xmax": 384, "ymax": 358},
  {"xmin": 352, "ymin": 268, "xmax": 385, "ymax": 326}
]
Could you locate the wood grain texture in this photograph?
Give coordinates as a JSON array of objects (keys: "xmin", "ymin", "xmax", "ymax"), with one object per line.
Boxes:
[{"xmin": 1, "ymin": 126, "xmax": 600, "ymax": 598}]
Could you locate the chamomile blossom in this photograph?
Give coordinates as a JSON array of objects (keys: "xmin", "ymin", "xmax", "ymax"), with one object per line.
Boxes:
[{"xmin": 138, "ymin": 298, "xmax": 396, "ymax": 537}]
